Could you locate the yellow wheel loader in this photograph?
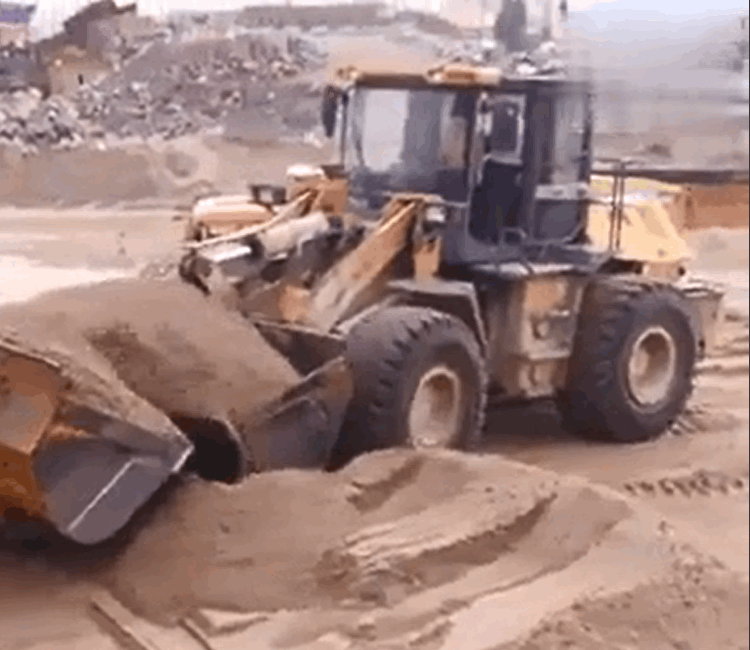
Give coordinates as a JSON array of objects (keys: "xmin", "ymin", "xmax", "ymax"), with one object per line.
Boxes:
[{"xmin": 0, "ymin": 63, "xmax": 725, "ymax": 545}]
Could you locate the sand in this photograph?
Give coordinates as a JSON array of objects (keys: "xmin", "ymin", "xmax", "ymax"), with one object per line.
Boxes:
[
  {"xmin": 93, "ymin": 450, "xmax": 631, "ymax": 628},
  {"xmin": 499, "ymin": 558, "xmax": 750, "ymax": 650},
  {"xmin": 0, "ymin": 277, "xmax": 300, "ymax": 432},
  {"xmin": 0, "ymin": 226, "xmax": 746, "ymax": 650}
]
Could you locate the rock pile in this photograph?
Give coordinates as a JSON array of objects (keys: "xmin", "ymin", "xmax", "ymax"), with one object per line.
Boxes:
[
  {"xmin": 0, "ymin": 29, "xmax": 327, "ymax": 151},
  {"xmin": 76, "ymin": 32, "xmax": 327, "ymax": 140},
  {"xmin": 0, "ymin": 89, "xmax": 86, "ymax": 153}
]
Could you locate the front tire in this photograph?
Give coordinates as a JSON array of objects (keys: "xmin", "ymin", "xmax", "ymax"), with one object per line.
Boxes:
[
  {"xmin": 560, "ymin": 280, "xmax": 697, "ymax": 443},
  {"xmin": 330, "ymin": 306, "xmax": 488, "ymax": 467}
]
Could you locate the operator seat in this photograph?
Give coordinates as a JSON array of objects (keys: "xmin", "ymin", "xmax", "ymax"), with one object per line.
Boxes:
[
  {"xmin": 467, "ymin": 97, "xmax": 525, "ymax": 244},
  {"xmin": 468, "ymin": 158, "xmax": 524, "ymax": 244}
]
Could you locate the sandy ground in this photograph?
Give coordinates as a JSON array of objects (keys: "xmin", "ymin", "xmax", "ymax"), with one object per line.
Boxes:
[{"xmin": 0, "ymin": 201, "xmax": 747, "ymax": 650}]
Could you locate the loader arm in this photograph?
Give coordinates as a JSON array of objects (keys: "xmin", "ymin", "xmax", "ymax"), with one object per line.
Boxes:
[
  {"xmin": 179, "ymin": 189, "xmax": 320, "ymax": 304},
  {"xmin": 307, "ymin": 197, "xmax": 421, "ymax": 331},
  {"xmin": 184, "ymin": 188, "xmax": 318, "ymax": 253}
]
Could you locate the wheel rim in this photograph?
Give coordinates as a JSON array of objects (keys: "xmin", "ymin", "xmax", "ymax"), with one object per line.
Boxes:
[
  {"xmin": 407, "ymin": 365, "xmax": 463, "ymax": 448},
  {"xmin": 626, "ymin": 326, "xmax": 678, "ymax": 407}
]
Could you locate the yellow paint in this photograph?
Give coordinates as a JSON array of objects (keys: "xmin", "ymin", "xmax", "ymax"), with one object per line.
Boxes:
[
  {"xmin": 0, "ymin": 354, "xmax": 61, "ymax": 455},
  {"xmin": 413, "ymin": 239, "xmax": 442, "ymax": 279},
  {"xmin": 310, "ymin": 200, "xmax": 417, "ymax": 330},
  {"xmin": 191, "ymin": 201, "xmax": 274, "ymax": 236},
  {"xmin": 0, "ymin": 445, "xmax": 44, "ymax": 518},
  {"xmin": 277, "ymin": 285, "xmax": 312, "ymax": 324},
  {"xmin": 589, "ymin": 175, "xmax": 684, "ymax": 198},
  {"xmin": 524, "ymin": 277, "xmax": 568, "ymax": 312},
  {"xmin": 587, "ymin": 199, "xmax": 693, "ymax": 265}
]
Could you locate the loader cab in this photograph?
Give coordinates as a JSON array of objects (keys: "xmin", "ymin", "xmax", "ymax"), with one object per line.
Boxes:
[
  {"xmin": 322, "ymin": 68, "xmax": 596, "ymax": 267},
  {"xmin": 324, "ymin": 77, "xmax": 481, "ymax": 210},
  {"xmin": 451, "ymin": 76, "xmax": 596, "ymax": 270}
]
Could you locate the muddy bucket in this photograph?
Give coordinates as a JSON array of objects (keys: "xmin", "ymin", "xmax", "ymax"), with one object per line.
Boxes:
[{"xmin": 0, "ymin": 337, "xmax": 193, "ymax": 545}]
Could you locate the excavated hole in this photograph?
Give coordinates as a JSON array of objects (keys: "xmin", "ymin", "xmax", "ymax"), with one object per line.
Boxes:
[{"xmin": 170, "ymin": 416, "xmax": 246, "ymax": 484}]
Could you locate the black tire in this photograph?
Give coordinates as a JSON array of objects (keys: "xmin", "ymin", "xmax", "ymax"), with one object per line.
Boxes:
[
  {"xmin": 329, "ymin": 306, "xmax": 488, "ymax": 467},
  {"xmin": 560, "ymin": 279, "xmax": 697, "ymax": 443}
]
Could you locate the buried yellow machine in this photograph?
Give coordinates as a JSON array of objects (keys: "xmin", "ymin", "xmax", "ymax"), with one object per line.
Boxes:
[{"xmin": 0, "ymin": 62, "xmax": 726, "ymax": 545}]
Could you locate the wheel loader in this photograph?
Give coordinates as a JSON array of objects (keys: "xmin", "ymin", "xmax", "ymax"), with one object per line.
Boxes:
[{"xmin": 0, "ymin": 62, "xmax": 725, "ymax": 545}]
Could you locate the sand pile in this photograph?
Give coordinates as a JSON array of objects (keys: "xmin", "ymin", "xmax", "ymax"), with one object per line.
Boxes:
[
  {"xmin": 97, "ymin": 449, "xmax": 632, "ymax": 626},
  {"xmin": 0, "ymin": 277, "xmax": 300, "ymax": 430}
]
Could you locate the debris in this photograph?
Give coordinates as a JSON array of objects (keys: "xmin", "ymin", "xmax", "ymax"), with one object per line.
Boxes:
[
  {"xmin": 73, "ymin": 32, "xmax": 328, "ymax": 142},
  {"xmin": 0, "ymin": 89, "xmax": 85, "ymax": 153}
]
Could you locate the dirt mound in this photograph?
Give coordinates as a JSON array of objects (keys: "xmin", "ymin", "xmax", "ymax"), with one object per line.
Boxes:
[
  {"xmin": 0, "ymin": 278, "xmax": 300, "ymax": 423},
  {"xmin": 0, "ymin": 144, "xmax": 160, "ymax": 207},
  {"xmin": 100, "ymin": 450, "xmax": 631, "ymax": 626},
  {"xmin": 500, "ymin": 554, "xmax": 749, "ymax": 650}
]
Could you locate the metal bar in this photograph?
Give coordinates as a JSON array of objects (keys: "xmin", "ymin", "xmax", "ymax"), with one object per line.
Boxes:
[{"xmin": 592, "ymin": 165, "xmax": 749, "ymax": 185}]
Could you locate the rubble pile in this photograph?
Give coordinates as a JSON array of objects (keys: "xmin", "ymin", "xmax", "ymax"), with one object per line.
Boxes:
[
  {"xmin": 75, "ymin": 32, "xmax": 327, "ymax": 140},
  {"xmin": 0, "ymin": 30, "xmax": 327, "ymax": 150},
  {"xmin": 0, "ymin": 89, "xmax": 86, "ymax": 153}
]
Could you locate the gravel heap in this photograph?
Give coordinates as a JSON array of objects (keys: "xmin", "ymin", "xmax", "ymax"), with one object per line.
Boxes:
[
  {"xmin": 75, "ymin": 31, "xmax": 327, "ymax": 140},
  {"xmin": 0, "ymin": 29, "xmax": 327, "ymax": 151},
  {"xmin": 0, "ymin": 90, "xmax": 85, "ymax": 152}
]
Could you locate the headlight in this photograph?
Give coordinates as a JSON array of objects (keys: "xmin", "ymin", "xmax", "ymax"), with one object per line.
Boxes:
[
  {"xmin": 425, "ymin": 204, "xmax": 448, "ymax": 225},
  {"xmin": 250, "ymin": 184, "xmax": 286, "ymax": 205}
]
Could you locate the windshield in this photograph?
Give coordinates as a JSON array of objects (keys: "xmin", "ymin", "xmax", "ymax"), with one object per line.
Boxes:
[{"xmin": 344, "ymin": 87, "xmax": 477, "ymax": 208}]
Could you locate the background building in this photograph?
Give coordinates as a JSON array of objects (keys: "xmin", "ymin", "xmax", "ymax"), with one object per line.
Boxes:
[{"xmin": 0, "ymin": 2, "xmax": 36, "ymax": 45}]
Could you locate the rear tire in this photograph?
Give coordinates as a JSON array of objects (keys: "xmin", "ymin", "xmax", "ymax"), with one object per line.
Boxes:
[
  {"xmin": 329, "ymin": 306, "xmax": 487, "ymax": 467},
  {"xmin": 560, "ymin": 279, "xmax": 697, "ymax": 443}
]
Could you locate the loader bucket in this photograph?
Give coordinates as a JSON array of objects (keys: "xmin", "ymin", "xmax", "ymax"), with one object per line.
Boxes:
[
  {"xmin": 234, "ymin": 320, "xmax": 354, "ymax": 471},
  {"xmin": 0, "ymin": 337, "xmax": 193, "ymax": 545},
  {"xmin": 142, "ymin": 320, "xmax": 354, "ymax": 476}
]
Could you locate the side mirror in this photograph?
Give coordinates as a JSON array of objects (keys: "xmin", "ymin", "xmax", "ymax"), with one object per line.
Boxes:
[{"xmin": 321, "ymin": 85, "xmax": 340, "ymax": 139}]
